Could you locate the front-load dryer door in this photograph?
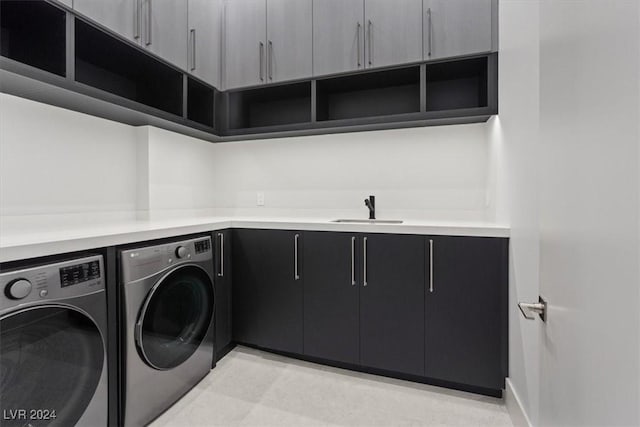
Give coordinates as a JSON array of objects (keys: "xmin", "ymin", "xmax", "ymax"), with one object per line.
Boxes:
[
  {"xmin": 136, "ymin": 265, "xmax": 214, "ymax": 370},
  {"xmin": 0, "ymin": 305, "xmax": 105, "ymax": 427}
]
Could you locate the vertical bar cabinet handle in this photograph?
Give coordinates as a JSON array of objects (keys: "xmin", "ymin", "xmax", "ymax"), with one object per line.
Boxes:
[
  {"xmin": 351, "ymin": 236, "xmax": 356, "ymax": 285},
  {"xmin": 146, "ymin": 0, "xmax": 152, "ymax": 46},
  {"xmin": 259, "ymin": 42, "xmax": 265, "ymax": 81},
  {"xmin": 268, "ymin": 40, "xmax": 273, "ymax": 80},
  {"xmin": 190, "ymin": 29, "xmax": 197, "ymax": 71},
  {"xmin": 427, "ymin": 8, "xmax": 432, "ymax": 57},
  {"xmin": 218, "ymin": 233, "xmax": 224, "ymax": 277},
  {"xmin": 363, "ymin": 237, "xmax": 368, "ymax": 287},
  {"xmin": 357, "ymin": 22, "xmax": 362, "ymax": 67},
  {"xmin": 294, "ymin": 234, "xmax": 300, "ymax": 280},
  {"xmin": 429, "ymin": 239, "xmax": 434, "ymax": 292},
  {"xmin": 134, "ymin": 0, "xmax": 141, "ymax": 39},
  {"xmin": 368, "ymin": 20, "xmax": 372, "ymax": 66}
]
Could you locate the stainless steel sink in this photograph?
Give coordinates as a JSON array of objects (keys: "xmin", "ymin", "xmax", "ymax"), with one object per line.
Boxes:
[{"xmin": 331, "ymin": 219, "xmax": 404, "ymax": 224}]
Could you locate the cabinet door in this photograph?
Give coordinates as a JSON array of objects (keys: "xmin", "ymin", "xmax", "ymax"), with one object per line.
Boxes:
[
  {"xmin": 142, "ymin": 0, "xmax": 188, "ymax": 69},
  {"xmin": 312, "ymin": 0, "xmax": 364, "ymax": 77},
  {"xmin": 364, "ymin": 0, "xmax": 423, "ymax": 69},
  {"xmin": 360, "ymin": 234, "xmax": 425, "ymax": 377},
  {"xmin": 423, "ymin": 0, "xmax": 494, "ymax": 60},
  {"xmin": 188, "ymin": 0, "xmax": 223, "ymax": 88},
  {"xmin": 225, "ymin": 0, "xmax": 267, "ymax": 90},
  {"xmin": 426, "ymin": 236, "xmax": 508, "ymax": 390},
  {"xmin": 265, "ymin": 0, "xmax": 312, "ymax": 84},
  {"xmin": 214, "ymin": 230, "xmax": 233, "ymax": 360},
  {"xmin": 232, "ymin": 229, "xmax": 303, "ymax": 354},
  {"xmin": 74, "ymin": 0, "xmax": 139, "ymax": 42},
  {"xmin": 303, "ymin": 232, "xmax": 359, "ymax": 365}
]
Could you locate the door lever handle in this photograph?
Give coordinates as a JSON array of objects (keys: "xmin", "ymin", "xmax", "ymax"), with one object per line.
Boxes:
[{"xmin": 518, "ymin": 297, "xmax": 547, "ymax": 322}]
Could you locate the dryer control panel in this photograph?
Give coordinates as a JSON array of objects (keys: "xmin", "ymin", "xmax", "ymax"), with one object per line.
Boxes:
[
  {"xmin": 121, "ymin": 237, "xmax": 213, "ymax": 285},
  {"xmin": 0, "ymin": 255, "xmax": 104, "ymax": 312}
]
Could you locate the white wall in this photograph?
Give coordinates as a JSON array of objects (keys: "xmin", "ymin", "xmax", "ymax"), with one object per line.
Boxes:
[
  {"xmin": 0, "ymin": 94, "xmax": 495, "ymax": 222},
  {"xmin": 0, "ymin": 94, "xmax": 139, "ymax": 217},
  {"xmin": 141, "ymin": 126, "xmax": 219, "ymax": 216},
  {"xmin": 488, "ymin": 1, "xmax": 541, "ymax": 425},
  {"xmin": 208, "ymin": 124, "xmax": 493, "ymax": 221},
  {"xmin": 490, "ymin": 1, "xmax": 540, "ymax": 423}
]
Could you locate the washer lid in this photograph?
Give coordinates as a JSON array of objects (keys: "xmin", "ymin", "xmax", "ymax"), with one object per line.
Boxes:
[
  {"xmin": 0, "ymin": 305, "xmax": 105, "ymax": 427},
  {"xmin": 136, "ymin": 265, "xmax": 214, "ymax": 370}
]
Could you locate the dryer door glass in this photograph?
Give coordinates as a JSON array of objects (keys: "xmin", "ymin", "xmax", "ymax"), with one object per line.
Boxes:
[
  {"xmin": 138, "ymin": 265, "xmax": 214, "ymax": 370},
  {"xmin": 0, "ymin": 306, "xmax": 105, "ymax": 427}
]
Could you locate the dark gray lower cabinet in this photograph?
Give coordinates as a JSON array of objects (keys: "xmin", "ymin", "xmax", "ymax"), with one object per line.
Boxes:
[
  {"xmin": 303, "ymin": 232, "xmax": 360, "ymax": 365},
  {"xmin": 214, "ymin": 229, "xmax": 233, "ymax": 360},
  {"xmin": 425, "ymin": 236, "xmax": 508, "ymax": 391},
  {"xmin": 360, "ymin": 234, "xmax": 425, "ymax": 377},
  {"xmin": 303, "ymin": 232, "xmax": 426, "ymax": 377},
  {"xmin": 231, "ymin": 229, "xmax": 507, "ymax": 396},
  {"xmin": 232, "ymin": 229, "xmax": 303, "ymax": 354}
]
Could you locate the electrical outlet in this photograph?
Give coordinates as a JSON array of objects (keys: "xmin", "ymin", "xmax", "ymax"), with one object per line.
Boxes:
[{"xmin": 257, "ymin": 192, "xmax": 265, "ymax": 206}]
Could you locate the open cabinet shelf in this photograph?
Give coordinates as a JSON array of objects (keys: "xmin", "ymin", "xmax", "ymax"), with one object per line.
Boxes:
[
  {"xmin": 187, "ymin": 77, "xmax": 216, "ymax": 129},
  {"xmin": 227, "ymin": 82, "xmax": 312, "ymax": 130},
  {"xmin": 425, "ymin": 56, "xmax": 489, "ymax": 112},
  {"xmin": 75, "ymin": 19, "xmax": 184, "ymax": 117},
  {"xmin": 0, "ymin": 0, "xmax": 66, "ymax": 77},
  {"xmin": 316, "ymin": 67, "xmax": 421, "ymax": 122}
]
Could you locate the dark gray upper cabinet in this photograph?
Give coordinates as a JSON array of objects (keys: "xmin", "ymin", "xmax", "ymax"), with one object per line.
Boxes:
[
  {"xmin": 314, "ymin": 0, "xmax": 423, "ymax": 77},
  {"xmin": 423, "ymin": 0, "xmax": 496, "ymax": 61},
  {"xmin": 224, "ymin": 0, "xmax": 267, "ymax": 90},
  {"xmin": 313, "ymin": 0, "xmax": 365, "ymax": 77},
  {"xmin": 425, "ymin": 236, "xmax": 508, "ymax": 391},
  {"xmin": 188, "ymin": 0, "xmax": 223, "ymax": 88},
  {"xmin": 360, "ymin": 234, "xmax": 425, "ymax": 377},
  {"xmin": 74, "ymin": 0, "xmax": 188, "ymax": 70},
  {"xmin": 266, "ymin": 0, "xmax": 312, "ymax": 84},
  {"xmin": 74, "ymin": 0, "xmax": 139, "ymax": 42},
  {"xmin": 303, "ymin": 232, "xmax": 360, "ymax": 366},
  {"xmin": 142, "ymin": 0, "xmax": 188, "ymax": 70},
  {"xmin": 225, "ymin": 0, "xmax": 312, "ymax": 90},
  {"xmin": 363, "ymin": 0, "xmax": 423, "ymax": 70},
  {"xmin": 231, "ymin": 229, "xmax": 303, "ymax": 354}
]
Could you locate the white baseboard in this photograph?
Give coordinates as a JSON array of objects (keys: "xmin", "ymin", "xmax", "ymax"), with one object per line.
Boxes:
[{"xmin": 505, "ymin": 378, "xmax": 533, "ymax": 427}]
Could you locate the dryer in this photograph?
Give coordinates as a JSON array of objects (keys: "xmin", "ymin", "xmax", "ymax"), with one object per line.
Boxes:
[
  {"xmin": 0, "ymin": 255, "xmax": 108, "ymax": 427},
  {"xmin": 120, "ymin": 236, "xmax": 215, "ymax": 426}
]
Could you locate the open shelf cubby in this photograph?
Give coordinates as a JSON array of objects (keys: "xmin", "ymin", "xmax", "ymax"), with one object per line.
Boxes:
[
  {"xmin": 75, "ymin": 19, "xmax": 183, "ymax": 117},
  {"xmin": 425, "ymin": 56, "xmax": 488, "ymax": 112},
  {"xmin": 316, "ymin": 66, "xmax": 421, "ymax": 122},
  {"xmin": 0, "ymin": 0, "xmax": 66, "ymax": 77},
  {"xmin": 227, "ymin": 82, "xmax": 312, "ymax": 130},
  {"xmin": 187, "ymin": 77, "xmax": 215, "ymax": 128}
]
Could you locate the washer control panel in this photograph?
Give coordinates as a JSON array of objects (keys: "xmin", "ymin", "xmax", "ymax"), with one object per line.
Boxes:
[{"xmin": 0, "ymin": 255, "xmax": 104, "ymax": 312}]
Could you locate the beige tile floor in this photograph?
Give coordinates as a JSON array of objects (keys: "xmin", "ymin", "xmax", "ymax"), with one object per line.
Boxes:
[{"xmin": 150, "ymin": 346, "xmax": 513, "ymax": 427}]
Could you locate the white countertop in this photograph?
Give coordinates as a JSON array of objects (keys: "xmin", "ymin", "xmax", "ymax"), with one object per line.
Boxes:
[{"xmin": 0, "ymin": 215, "xmax": 509, "ymax": 263}]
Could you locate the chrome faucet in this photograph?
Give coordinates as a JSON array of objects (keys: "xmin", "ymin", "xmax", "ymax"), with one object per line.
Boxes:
[{"xmin": 364, "ymin": 195, "xmax": 375, "ymax": 220}]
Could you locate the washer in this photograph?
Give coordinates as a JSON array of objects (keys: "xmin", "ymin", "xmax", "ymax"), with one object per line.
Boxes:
[
  {"xmin": 0, "ymin": 255, "xmax": 108, "ymax": 427},
  {"xmin": 120, "ymin": 236, "xmax": 215, "ymax": 426}
]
